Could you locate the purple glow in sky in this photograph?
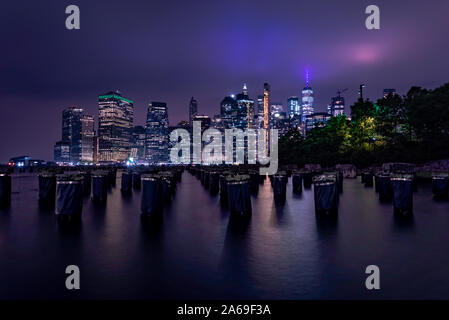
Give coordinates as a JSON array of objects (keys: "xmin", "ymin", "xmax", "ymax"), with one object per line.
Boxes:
[{"xmin": 1, "ymin": 0, "xmax": 449, "ymax": 161}]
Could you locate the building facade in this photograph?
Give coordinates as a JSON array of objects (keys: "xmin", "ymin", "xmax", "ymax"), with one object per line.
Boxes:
[
  {"xmin": 80, "ymin": 115, "xmax": 95, "ymax": 163},
  {"xmin": 263, "ymin": 83, "xmax": 270, "ymax": 129},
  {"xmin": 234, "ymin": 84, "xmax": 254, "ymax": 129},
  {"xmin": 329, "ymin": 95, "xmax": 345, "ymax": 117},
  {"xmin": 54, "ymin": 141, "xmax": 70, "ymax": 163},
  {"xmin": 305, "ymin": 112, "xmax": 330, "ymax": 132},
  {"xmin": 130, "ymin": 125, "xmax": 146, "ymax": 161},
  {"xmin": 220, "ymin": 96, "xmax": 236, "ymax": 129},
  {"xmin": 287, "ymin": 96, "xmax": 300, "ymax": 118},
  {"xmin": 257, "ymin": 95, "xmax": 264, "ymax": 128},
  {"xmin": 145, "ymin": 102, "xmax": 169, "ymax": 163},
  {"xmin": 301, "ymin": 86, "xmax": 314, "ymax": 123},
  {"xmin": 61, "ymin": 106, "xmax": 84, "ymax": 162},
  {"xmin": 98, "ymin": 91, "xmax": 134, "ymax": 163}
]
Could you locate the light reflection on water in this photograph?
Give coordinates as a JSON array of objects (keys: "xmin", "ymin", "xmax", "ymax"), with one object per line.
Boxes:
[{"xmin": 1, "ymin": 172, "xmax": 449, "ymax": 299}]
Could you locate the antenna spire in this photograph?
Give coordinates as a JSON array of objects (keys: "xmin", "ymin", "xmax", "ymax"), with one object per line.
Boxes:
[{"xmin": 306, "ymin": 70, "xmax": 310, "ymax": 88}]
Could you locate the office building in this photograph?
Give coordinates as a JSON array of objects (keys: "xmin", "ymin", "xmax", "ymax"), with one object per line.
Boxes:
[
  {"xmin": 305, "ymin": 112, "xmax": 330, "ymax": 132},
  {"xmin": 329, "ymin": 95, "xmax": 345, "ymax": 116},
  {"xmin": 61, "ymin": 106, "xmax": 84, "ymax": 162},
  {"xmin": 98, "ymin": 91, "xmax": 134, "ymax": 162},
  {"xmin": 234, "ymin": 84, "xmax": 254, "ymax": 129},
  {"xmin": 301, "ymin": 85, "xmax": 314, "ymax": 123},
  {"xmin": 80, "ymin": 115, "xmax": 95, "ymax": 163},
  {"xmin": 220, "ymin": 95, "xmax": 236, "ymax": 129},
  {"xmin": 145, "ymin": 102, "xmax": 169, "ymax": 163},
  {"xmin": 287, "ymin": 96, "xmax": 300, "ymax": 118},
  {"xmin": 257, "ymin": 95, "xmax": 264, "ymax": 128},
  {"xmin": 54, "ymin": 141, "xmax": 70, "ymax": 163},
  {"xmin": 130, "ymin": 125, "xmax": 146, "ymax": 161},
  {"xmin": 263, "ymin": 83, "xmax": 270, "ymax": 129}
]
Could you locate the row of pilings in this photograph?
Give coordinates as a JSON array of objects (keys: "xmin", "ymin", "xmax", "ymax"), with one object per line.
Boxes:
[
  {"xmin": 187, "ymin": 162, "xmax": 449, "ymax": 219},
  {"xmin": 0, "ymin": 166, "xmax": 184, "ymax": 224},
  {"xmin": 360, "ymin": 164, "xmax": 449, "ymax": 216},
  {"xmin": 1, "ymin": 162, "xmax": 448, "ymax": 220},
  {"xmin": 187, "ymin": 165, "xmax": 344, "ymax": 218}
]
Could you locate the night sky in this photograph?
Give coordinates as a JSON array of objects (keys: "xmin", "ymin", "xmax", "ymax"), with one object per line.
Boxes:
[{"xmin": 1, "ymin": 0, "xmax": 449, "ymax": 162}]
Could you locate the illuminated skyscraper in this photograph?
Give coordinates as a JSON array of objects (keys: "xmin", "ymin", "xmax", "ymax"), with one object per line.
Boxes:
[
  {"xmin": 61, "ymin": 106, "xmax": 84, "ymax": 162},
  {"xmin": 145, "ymin": 102, "xmax": 169, "ymax": 163},
  {"xmin": 80, "ymin": 115, "xmax": 95, "ymax": 163},
  {"xmin": 306, "ymin": 112, "xmax": 330, "ymax": 132},
  {"xmin": 220, "ymin": 96, "xmax": 236, "ymax": 129},
  {"xmin": 257, "ymin": 95, "xmax": 264, "ymax": 128},
  {"xmin": 270, "ymin": 103, "xmax": 284, "ymax": 126},
  {"xmin": 189, "ymin": 97, "xmax": 198, "ymax": 125},
  {"xmin": 98, "ymin": 91, "xmax": 134, "ymax": 162},
  {"xmin": 234, "ymin": 84, "xmax": 254, "ymax": 129},
  {"xmin": 130, "ymin": 125, "xmax": 146, "ymax": 161},
  {"xmin": 301, "ymin": 72, "xmax": 314, "ymax": 122},
  {"xmin": 287, "ymin": 96, "xmax": 300, "ymax": 118},
  {"xmin": 301, "ymin": 87, "xmax": 314, "ymax": 122},
  {"xmin": 263, "ymin": 83, "xmax": 270, "ymax": 129},
  {"xmin": 55, "ymin": 106, "xmax": 94, "ymax": 163},
  {"xmin": 329, "ymin": 96, "xmax": 345, "ymax": 116},
  {"xmin": 193, "ymin": 114, "xmax": 211, "ymax": 130},
  {"xmin": 54, "ymin": 141, "xmax": 70, "ymax": 163},
  {"xmin": 243, "ymin": 83, "xmax": 248, "ymax": 96}
]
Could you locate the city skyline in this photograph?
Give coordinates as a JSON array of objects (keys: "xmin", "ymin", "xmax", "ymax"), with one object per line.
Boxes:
[{"xmin": 2, "ymin": 0, "xmax": 449, "ymax": 162}]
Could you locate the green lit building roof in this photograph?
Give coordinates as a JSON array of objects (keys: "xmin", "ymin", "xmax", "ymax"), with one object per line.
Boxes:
[{"xmin": 98, "ymin": 94, "xmax": 134, "ymax": 104}]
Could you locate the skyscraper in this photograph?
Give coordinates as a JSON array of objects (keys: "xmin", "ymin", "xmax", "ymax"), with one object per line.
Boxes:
[
  {"xmin": 287, "ymin": 96, "xmax": 300, "ymax": 118},
  {"xmin": 301, "ymin": 86, "xmax": 314, "ymax": 122},
  {"xmin": 270, "ymin": 103, "xmax": 284, "ymax": 121},
  {"xmin": 130, "ymin": 125, "xmax": 146, "ymax": 160},
  {"xmin": 193, "ymin": 114, "xmax": 211, "ymax": 130},
  {"xmin": 257, "ymin": 95, "xmax": 264, "ymax": 128},
  {"xmin": 80, "ymin": 115, "xmax": 95, "ymax": 163},
  {"xmin": 301, "ymin": 75, "xmax": 314, "ymax": 123},
  {"xmin": 306, "ymin": 112, "xmax": 330, "ymax": 132},
  {"xmin": 145, "ymin": 102, "xmax": 169, "ymax": 163},
  {"xmin": 189, "ymin": 97, "xmax": 198, "ymax": 125},
  {"xmin": 54, "ymin": 141, "xmax": 70, "ymax": 163},
  {"xmin": 54, "ymin": 106, "xmax": 94, "ymax": 164},
  {"xmin": 220, "ymin": 96, "xmax": 236, "ymax": 129},
  {"xmin": 61, "ymin": 106, "xmax": 84, "ymax": 162},
  {"xmin": 263, "ymin": 83, "xmax": 270, "ymax": 129},
  {"xmin": 329, "ymin": 96, "xmax": 345, "ymax": 117},
  {"xmin": 234, "ymin": 84, "xmax": 254, "ymax": 129},
  {"xmin": 98, "ymin": 91, "xmax": 134, "ymax": 162}
]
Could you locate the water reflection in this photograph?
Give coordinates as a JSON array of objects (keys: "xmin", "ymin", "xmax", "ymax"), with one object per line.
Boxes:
[
  {"xmin": 57, "ymin": 219, "xmax": 83, "ymax": 236},
  {"xmin": 315, "ymin": 214, "xmax": 338, "ymax": 237},
  {"xmin": 271, "ymin": 201, "xmax": 290, "ymax": 226},
  {"xmin": 393, "ymin": 212, "xmax": 414, "ymax": 230},
  {"xmin": 220, "ymin": 216, "xmax": 252, "ymax": 281},
  {"xmin": 4, "ymin": 174, "xmax": 449, "ymax": 299}
]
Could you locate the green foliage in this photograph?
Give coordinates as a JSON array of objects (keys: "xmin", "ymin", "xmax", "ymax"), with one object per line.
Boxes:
[{"xmin": 278, "ymin": 83, "xmax": 449, "ymax": 168}]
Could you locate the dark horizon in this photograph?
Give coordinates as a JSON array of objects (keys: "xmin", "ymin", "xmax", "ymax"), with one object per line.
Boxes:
[{"xmin": 1, "ymin": 0, "xmax": 449, "ymax": 162}]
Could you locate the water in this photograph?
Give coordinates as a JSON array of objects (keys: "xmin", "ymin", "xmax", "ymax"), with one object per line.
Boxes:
[{"xmin": 1, "ymin": 172, "xmax": 449, "ymax": 299}]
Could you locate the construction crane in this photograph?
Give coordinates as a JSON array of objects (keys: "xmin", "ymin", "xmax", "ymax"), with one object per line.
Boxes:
[{"xmin": 336, "ymin": 88, "xmax": 348, "ymax": 97}]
